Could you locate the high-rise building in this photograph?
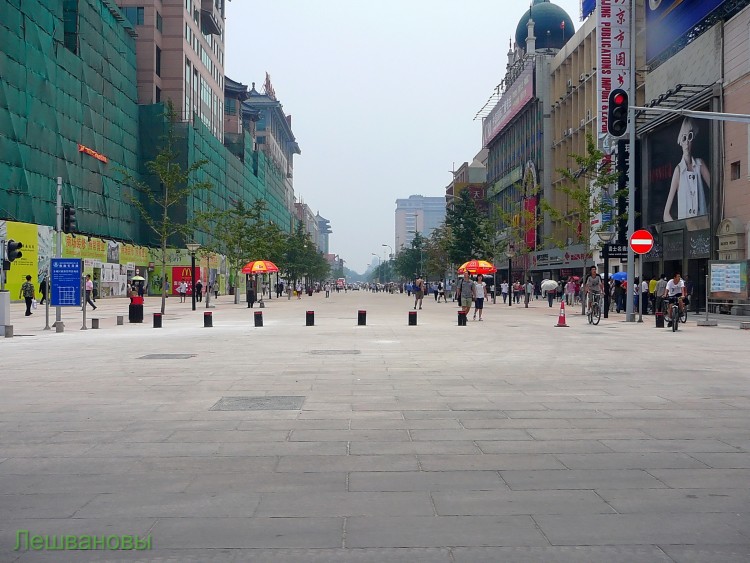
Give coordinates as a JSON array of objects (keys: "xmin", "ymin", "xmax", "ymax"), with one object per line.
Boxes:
[
  {"xmin": 394, "ymin": 195, "xmax": 446, "ymax": 251},
  {"xmin": 116, "ymin": 0, "xmax": 226, "ymax": 139}
]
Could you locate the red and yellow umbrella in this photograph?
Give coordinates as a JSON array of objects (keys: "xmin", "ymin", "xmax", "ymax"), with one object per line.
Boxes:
[
  {"xmin": 457, "ymin": 259, "xmax": 497, "ymax": 275},
  {"xmin": 241, "ymin": 260, "xmax": 280, "ymax": 274}
]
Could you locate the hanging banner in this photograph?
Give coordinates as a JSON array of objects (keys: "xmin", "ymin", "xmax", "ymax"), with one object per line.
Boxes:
[{"xmin": 597, "ymin": 0, "xmax": 631, "ymax": 136}]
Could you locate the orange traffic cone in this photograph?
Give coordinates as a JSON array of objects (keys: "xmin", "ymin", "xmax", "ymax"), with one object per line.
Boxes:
[{"xmin": 555, "ymin": 300, "xmax": 569, "ymax": 327}]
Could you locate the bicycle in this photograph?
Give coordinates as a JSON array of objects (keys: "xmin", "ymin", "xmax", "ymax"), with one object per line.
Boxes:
[
  {"xmin": 666, "ymin": 296, "xmax": 686, "ymax": 332},
  {"xmin": 585, "ymin": 291, "xmax": 603, "ymax": 325}
]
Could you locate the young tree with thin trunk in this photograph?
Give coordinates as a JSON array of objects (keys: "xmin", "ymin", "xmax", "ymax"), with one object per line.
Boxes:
[{"xmin": 122, "ymin": 101, "xmax": 213, "ymax": 314}]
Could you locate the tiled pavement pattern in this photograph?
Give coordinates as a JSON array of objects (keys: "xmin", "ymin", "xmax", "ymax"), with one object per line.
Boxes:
[{"xmin": 1, "ymin": 292, "xmax": 749, "ymax": 562}]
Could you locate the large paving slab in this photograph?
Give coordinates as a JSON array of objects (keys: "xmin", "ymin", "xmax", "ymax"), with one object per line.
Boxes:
[{"xmin": 1, "ymin": 291, "xmax": 749, "ymax": 560}]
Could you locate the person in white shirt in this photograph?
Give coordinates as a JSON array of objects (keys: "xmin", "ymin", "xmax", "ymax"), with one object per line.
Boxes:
[
  {"xmin": 663, "ymin": 272, "xmax": 687, "ymax": 326},
  {"xmin": 473, "ymin": 274, "xmax": 487, "ymax": 321},
  {"xmin": 177, "ymin": 281, "xmax": 188, "ymax": 303},
  {"xmin": 500, "ymin": 280, "xmax": 509, "ymax": 304}
]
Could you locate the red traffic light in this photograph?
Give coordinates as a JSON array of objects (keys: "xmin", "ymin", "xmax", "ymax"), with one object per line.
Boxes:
[{"xmin": 613, "ymin": 92, "xmax": 626, "ymax": 106}]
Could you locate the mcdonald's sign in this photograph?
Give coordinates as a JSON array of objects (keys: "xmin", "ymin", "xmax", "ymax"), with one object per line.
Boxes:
[{"xmin": 171, "ymin": 266, "xmax": 201, "ymax": 295}]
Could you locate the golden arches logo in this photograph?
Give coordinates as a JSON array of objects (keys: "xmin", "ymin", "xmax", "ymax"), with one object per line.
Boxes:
[{"xmin": 180, "ymin": 268, "xmax": 192, "ymax": 278}]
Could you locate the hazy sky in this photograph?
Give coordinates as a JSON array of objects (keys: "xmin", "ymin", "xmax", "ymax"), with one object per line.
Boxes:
[{"xmin": 225, "ymin": 0, "xmax": 582, "ymax": 273}]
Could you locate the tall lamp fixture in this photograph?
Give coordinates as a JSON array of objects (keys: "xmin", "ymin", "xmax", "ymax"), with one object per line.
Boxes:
[
  {"xmin": 382, "ymin": 244, "xmax": 393, "ymax": 283},
  {"xmin": 597, "ymin": 230, "xmax": 614, "ymax": 319},
  {"xmin": 186, "ymin": 243, "xmax": 201, "ymax": 311},
  {"xmin": 505, "ymin": 244, "xmax": 515, "ymax": 307},
  {"xmin": 372, "ymin": 253, "xmax": 381, "ymax": 285}
]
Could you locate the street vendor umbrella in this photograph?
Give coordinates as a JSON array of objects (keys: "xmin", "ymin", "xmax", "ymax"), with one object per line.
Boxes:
[
  {"xmin": 241, "ymin": 260, "xmax": 280, "ymax": 274},
  {"xmin": 131, "ymin": 275, "xmax": 146, "ymax": 281},
  {"xmin": 611, "ymin": 271, "xmax": 627, "ymax": 281},
  {"xmin": 541, "ymin": 279, "xmax": 558, "ymax": 292},
  {"xmin": 457, "ymin": 260, "xmax": 497, "ymax": 275}
]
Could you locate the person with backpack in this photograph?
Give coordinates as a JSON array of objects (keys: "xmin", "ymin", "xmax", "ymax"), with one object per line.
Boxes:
[
  {"xmin": 413, "ymin": 276, "xmax": 425, "ymax": 310},
  {"xmin": 20, "ymin": 275, "xmax": 35, "ymax": 316}
]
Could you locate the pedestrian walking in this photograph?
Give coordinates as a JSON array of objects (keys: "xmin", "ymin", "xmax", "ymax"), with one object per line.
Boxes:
[
  {"xmin": 437, "ymin": 280, "xmax": 445, "ymax": 302},
  {"xmin": 324, "ymin": 282, "xmax": 331, "ymax": 298},
  {"xmin": 413, "ymin": 276, "xmax": 425, "ymax": 310},
  {"xmin": 178, "ymin": 280, "xmax": 188, "ymax": 303},
  {"xmin": 501, "ymin": 280, "xmax": 509, "ymax": 304},
  {"xmin": 473, "ymin": 274, "xmax": 487, "ymax": 321},
  {"xmin": 195, "ymin": 279, "xmax": 203, "ymax": 302},
  {"xmin": 20, "ymin": 275, "xmax": 35, "ymax": 316},
  {"xmin": 84, "ymin": 274, "xmax": 97, "ymax": 310},
  {"xmin": 296, "ymin": 281, "xmax": 302, "ymax": 299},
  {"xmin": 38, "ymin": 277, "xmax": 48, "ymax": 306},
  {"xmin": 457, "ymin": 272, "xmax": 472, "ymax": 316}
]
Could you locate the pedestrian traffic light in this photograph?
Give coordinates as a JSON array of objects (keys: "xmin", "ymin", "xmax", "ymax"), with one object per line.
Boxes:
[
  {"xmin": 63, "ymin": 204, "xmax": 77, "ymax": 233},
  {"xmin": 5, "ymin": 239, "xmax": 23, "ymax": 270},
  {"xmin": 607, "ymin": 89, "xmax": 629, "ymax": 137}
]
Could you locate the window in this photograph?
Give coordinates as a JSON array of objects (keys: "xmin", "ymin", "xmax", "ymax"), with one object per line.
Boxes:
[
  {"xmin": 156, "ymin": 12, "xmax": 162, "ymax": 32},
  {"xmin": 122, "ymin": 6, "xmax": 144, "ymax": 26},
  {"xmin": 225, "ymin": 98, "xmax": 236, "ymax": 115},
  {"xmin": 63, "ymin": 0, "xmax": 79, "ymax": 54},
  {"xmin": 731, "ymin": 161, "xmax": 741, "ymax": 181},
  {"xmin": 155, "ymin": 86, "xmax": 161, "ymax": 103},
  {"xmin": 155, "ymin": 46, "xmax": 161, "ymax": 77}
]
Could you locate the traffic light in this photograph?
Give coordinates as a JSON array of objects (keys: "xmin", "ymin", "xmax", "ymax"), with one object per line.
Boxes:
[
  {"xmin": 5, "ymin": 239, "xmax": 23, "ymax": 270},
  {"xmin": 607, "ymin": 88, "xmax": 629, "ymax": 137},
  {"xmin": 63, "ymin": 204, "xmax": 77, "ymax": 233}
]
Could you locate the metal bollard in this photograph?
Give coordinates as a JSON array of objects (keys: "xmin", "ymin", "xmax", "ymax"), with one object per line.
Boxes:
[
  {"xmin": 254, "ymin": 311, "xmax": 263, "ymax": 327},
  {"xmin": 116, "ymin": 315, "xmax": 124, "ymax": 326},
  {"xmin": 204, "ymin": 311, "xmax": 213, "ymax": 327},
  {"xmin": 153, "ymin": 313, "xmax": 162, "ymax": 328},
  {"xmin": 91, "ymin": 318, "xmax": 99, "ymax": 329},
  {"xmin": 306, "ymin": 310, "xmax": 314, "ymax": 326},
  {"xmin": 408, "ymin": 311, "xmax": 417, "ymax": 326},
  {"xmin": 358, "ymin": 310, "xmax": 366, "ymax": 326}
]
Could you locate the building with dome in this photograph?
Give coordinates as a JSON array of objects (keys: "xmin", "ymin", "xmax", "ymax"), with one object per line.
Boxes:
[{"xmin": 480, "ymin": 0, "xmax": 574, "ymax": 283}]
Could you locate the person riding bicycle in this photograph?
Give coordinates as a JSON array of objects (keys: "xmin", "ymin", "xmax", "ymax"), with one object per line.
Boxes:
[
  {"xmin": 584, "ymin": 266, "xmax": 603, "ymax": 306},
  {"xmin": 663, "ymin": 272, "xmax": 687, "ymax": 327}
]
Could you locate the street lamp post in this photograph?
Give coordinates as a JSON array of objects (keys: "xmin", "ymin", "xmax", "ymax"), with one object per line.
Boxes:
[
  {"xmin": 597, "ymin": 230, "xmax": 615, "ymax": 319},
  {"xmin": 186, "ymin": 243, "xmax": 201, "ymax": 311},
  {"xmin": 372, "ymin": 253, "xmax": 381, "ymax": 286},
  {"xmin": 382, "ymin": 244, "xmax": 393, "ymax": 284},
  {"xmin": 506, "ymin": 245, "xmax": 515, "ymax": 307}
]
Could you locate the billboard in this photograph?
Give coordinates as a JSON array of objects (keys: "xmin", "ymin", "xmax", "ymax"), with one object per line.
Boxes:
[
  {"xmin": 171, "ymin": 266, "xmax": 201, "ymax": 295},
  {"xmin": 646, "ymin": 0, "xmax": 727, "ymax": 63},
  {"xmin": 582, "ymin": 0, "xmax": 596, "ymax": 19},
  {"xmin": 482, "ymin": 65, "xmax": 534, "ymax": 147},
  {"xmin": 646, "ymin": 111, "xmax": 711, "ymax": 225}
]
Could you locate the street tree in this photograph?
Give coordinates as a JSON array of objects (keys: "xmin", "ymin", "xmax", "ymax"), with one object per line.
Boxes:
[
  {"xmin": 122, "ymin": 101, "xmax": 213, "ymax": 314},
  {"xmin": 444, "ymin": 190, "xmax": 495, "ymax": 264},
  {"xmin": 542, "ymin": 133, "xmax": 623, "ymax": 313},
  {"xmin": 197, "ymin": 198, "xmax": 285, "ymax": 304}
]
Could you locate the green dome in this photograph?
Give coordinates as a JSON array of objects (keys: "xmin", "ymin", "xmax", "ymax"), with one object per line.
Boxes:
[{"xmin": 515, "ymin": 0, "xmax": 575, "ymax": 51}]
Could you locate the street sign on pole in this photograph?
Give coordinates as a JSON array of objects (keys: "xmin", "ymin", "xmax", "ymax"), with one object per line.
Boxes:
[
  {"xmin": 50, "ymin": 258, "xmax": 82, "ymax": 307},
  {"xmin": 629, "ymin": 229, "xmax": 654, "ymax": 255}
]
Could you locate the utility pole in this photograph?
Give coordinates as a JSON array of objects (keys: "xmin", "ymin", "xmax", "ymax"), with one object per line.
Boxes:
[{"xmin": 55, "ymin": 177, "xmax": 64, "ymax": 329}]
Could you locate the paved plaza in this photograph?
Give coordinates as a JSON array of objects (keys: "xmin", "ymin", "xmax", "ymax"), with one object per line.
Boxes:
[{"xmin": 1, "ymin": 290, "xmax": 749, "ymax": 562}]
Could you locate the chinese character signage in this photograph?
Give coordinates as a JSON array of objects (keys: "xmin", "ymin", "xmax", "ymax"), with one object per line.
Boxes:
[
  {"xmin": 482, "ymin": 65, "xmax": 535, "ymax": 147},
  {"xmin": 597, "ymin": 0, "xmax": 631, "ymax": 136},
  {"xmin": 50, "ymin": 258, "xmax": 82, "ymax": 307}
]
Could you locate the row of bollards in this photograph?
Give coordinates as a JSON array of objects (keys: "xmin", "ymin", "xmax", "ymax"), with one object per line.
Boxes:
[{"xmin": 146, "ymin": 309, "xmax": 484, "ymax": 328}]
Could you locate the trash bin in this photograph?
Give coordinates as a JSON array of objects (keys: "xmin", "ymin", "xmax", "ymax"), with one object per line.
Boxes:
[
  {"xmin": 153, "ymin": 312, "xmax": 162, "ymax": 328},
  {"xmin": 204, "ymin": 311, "xmax": 213, "ymax": 327},
  {"xmin": 129, "ymin": 296, "xmax": 144, "ymax": 323},
  {"xmin": 457, "ymin": 311, "xmax": 467, "ymax": 326},
  {"xmin": 358, "ymin": 310, "xmax": 367, "ymax": 326},
  {"xmin": 408, "ymin": 311, "xmax": 417, "ymax": 326},
  {"xmin": 306, "ymin": 310, "xmax": 314, "ymax": 326}
]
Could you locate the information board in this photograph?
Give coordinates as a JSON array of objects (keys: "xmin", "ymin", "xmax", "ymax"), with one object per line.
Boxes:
[
  {"xmin": 709, "ymin": 261, "xmax": 748, "ymax": 300},
  {"xmin": 50, "ymin": 258, "xmax": 82, "ymax": 307}
]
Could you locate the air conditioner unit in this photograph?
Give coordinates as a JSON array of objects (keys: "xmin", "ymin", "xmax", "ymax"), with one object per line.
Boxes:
[
  {"xmin": 579, "ymin": 73, "xmax": 587, "ymax": 82},
  {"xmin": 566, "ymin": 79, "xmax": 573, "ymax": 88},
  {"xmin": 580, "ymin": 119, "xmax": 585, "ymax": 127},
  {"xmin": 562, "ymin": 128, "xmax": 569, "ymax": 138},
  {"xmin": 567, "ymin": 128, "xmax": 574, "ymax": 136}
]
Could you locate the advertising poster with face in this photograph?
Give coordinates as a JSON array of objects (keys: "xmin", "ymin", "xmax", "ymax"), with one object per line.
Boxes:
[{"xmin": 647, "ymin": 114, "xmax": 711, "ymax": 225}]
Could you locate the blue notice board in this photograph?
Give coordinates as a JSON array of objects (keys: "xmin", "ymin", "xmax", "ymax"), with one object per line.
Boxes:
[{"xmin": 50, "ymin": 258, "xmax": 82, "ymax": 307}]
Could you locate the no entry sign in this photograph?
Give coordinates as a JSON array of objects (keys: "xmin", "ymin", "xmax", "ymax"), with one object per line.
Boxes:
[{"xmin": 630, "ymin": 229, "xmax": 654, "ymax": 255}]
